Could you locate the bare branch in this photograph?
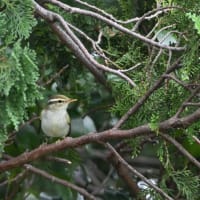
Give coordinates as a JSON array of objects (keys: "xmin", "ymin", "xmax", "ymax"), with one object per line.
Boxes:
[
  {"xmin": 44, "ymin": 0, "xmax": 185, "ymax": 51},
  {"xmin": 33, "ymin": 1, "xmax": 137, "ymax": 87},
  {"xmin": 146, "ymin": 21, "xmax": 160, "ymax": 38},
  {"xmin": 73, "ymin": 0, "xmax": 118, "ymax": 22},
  {"xmin": 50, "ymin": 23, "xmax": 109, "ymax": 87},
  {"xmin": 74, "ymin": 0, "xmax": 180, "ymax": 26},
  {"xmin": 150, "ymin": 48, "xmax": 163, "ymax": 68},
  {"xmin": 183, "ymin": 102, "xmax": 200, "ymax": 107},
  {"xmin": 133, "ymin": 7, "xmax": 180, "ymax": 31},
  {"xmin": 66, "ymin": 21, "xmax": 122, "ymax": 70},
  {"xmin": 118, "ymin": 63, "xmax": 142, "ymax": 73},
  {"xmin": 96, "ymin": 30, "xmax": 103, "ymax": 45}
]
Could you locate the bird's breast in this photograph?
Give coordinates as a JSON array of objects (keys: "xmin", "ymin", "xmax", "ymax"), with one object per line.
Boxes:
[{"xmin": 41, "ymin": 109, "xmax": 70, "ymax": 137}]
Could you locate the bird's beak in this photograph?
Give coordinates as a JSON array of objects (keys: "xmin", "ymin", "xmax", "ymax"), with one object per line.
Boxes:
[{"xmin": 68, "ymin": 98, "xmax": 77, "ymax": 103}]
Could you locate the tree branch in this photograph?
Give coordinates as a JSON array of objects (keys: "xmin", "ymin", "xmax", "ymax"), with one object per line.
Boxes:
[
  {"xmin": 183, "ymin": 102, "xmax": 200, "ymax": 107},
  {"xmin": 24, "ymin": 164, "xmax": 96, "ymax": 200},
  {"xmin": 1, "ymin": 108, "xmax": 200, "ymax": 172},
  {"xmin": 192, "ymin": 135, "xmax": 200, "ymax": 145},
  {"xmin": 104, "ymin": 142, "xmax": 174, "ymax": 200},
  {"xmin": 45, "ymin": 0, "xmax": 185, "ymax": 51},
  {"xmin": 114, "ymin": 57, "xmax": 182, "ymax": 129},
  {"xmin": 106, "ymin": 143, "xmax": 141, "ymax": 198},
  {"xmin": 175, "ymin": 85, "xmax": 200, "ymax": 117},
  {"xmin": 41, "ymin": 64, "xmax": 69, "ymax": 86},
  {"xmin": 160, "ymin": 133, "xmax": 200, "ymax": 168},
  {"xmin": 74, "ymin": 0, "xmax": 181, "ymax": 26},
  {"xmin": 163, "ymin": 74, "xmax": 191, "ymax": 91},
  {"xmin": 33, "ymin": 1, "xmax": 137, "ymax": 88}
]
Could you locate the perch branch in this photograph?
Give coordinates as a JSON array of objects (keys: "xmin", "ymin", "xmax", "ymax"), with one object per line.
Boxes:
[{"xmin": 1, "ymin": 108, "xmax": 200, "ymax": 172}]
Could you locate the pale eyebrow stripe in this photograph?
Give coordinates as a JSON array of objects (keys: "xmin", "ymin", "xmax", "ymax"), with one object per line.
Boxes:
[{"xmin": 48, "ymin": 98, "xmax": 65, "ymax": 104}]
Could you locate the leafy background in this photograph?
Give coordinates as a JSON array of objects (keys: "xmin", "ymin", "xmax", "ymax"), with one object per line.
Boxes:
[{"xmin": 0, "ymin": 0, "xmax": 199, "ymax": 199}]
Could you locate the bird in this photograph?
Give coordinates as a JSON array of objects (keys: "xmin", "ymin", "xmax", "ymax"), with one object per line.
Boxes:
[{"xmin": 41, "ymin": 94, "xmax": 77, "ymax": 138}]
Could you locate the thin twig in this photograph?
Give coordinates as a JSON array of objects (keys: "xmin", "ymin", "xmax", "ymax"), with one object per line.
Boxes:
[
  {"xmin": 0, "ymin": 170, "xmax": 27, "ymax": 187},
  {"xmin": 74, "ymin": 0, "xmax": 180, "ymax": 25},
  {"xmin": 42, "ymin": 65, "xmax": 69, "ymax": 86},
  {"xmin": 163, "ymin": 74, "xmax": 190, "ymax": 91},
  {"xmin": 118, "ymin": 63, "xmax": 142, "ymax": 73},
  {"xmin": 175, "ymin": 86, "xmax": 200, "ymax": 117},
  {"xmin": 44, "ymin": 0, "xmax": 185, "ymax": 51},
  {"xmin": 146, "ymin": 21, "xmax": 160, "ymax": 38},
  {"xmin": 92, "ymin": 167, "xmax": 114, "ymax": 195},
  {"xmin": 6, "ymin": 116, "xmax": 40, "ymax": 145},
  {"xmin": 152, "ymin": 24, "xmax": 176, "ymax": 40},
  {"xmin": 133, "ymin": 8, "xmax": 178, "ymax": 31},
  {"xmin": 46, "ymin": 156, "xmax": 72, "ymax": 165},
  {"xmin": 183, "ymin": 102, "xmax": 200, "ymax": 107},
  {"xmin": 34, "ymin": 1, "xmax": 137, "ymax": 87},
  {"xmin": 167, "ymin": 50, "xmax": 172, "ymax": 68},
  {"xmin": 151, "ymin": 48, "xmax": 163, "ymax": 67},
  {"xmin": 113, "ymin": 57, "xmax": 182, "ymax": 129},
  {"xmin": 192, "ymin": 135, "xmax": 200, "ymax": 145},
  {"xmin": 160, "ymin": 133, "xmax": 200, "ymax": 168},
  {"xmin": 123, "ymin": 7, "xmax": 181, "ymax": 25},
  {"xmin": 73, "ymin": 0, "xmax": 118, "ymax": 22},
  {"xmin": 24, "ymin": 164, "xmax": 96, "ymax": 200},
  {"xmin": 3, "ymin": 155, "xmax": 95, "ymax": 199},
  {"xmin": 96, "ymin": 30, "xmax": 103, "ymax": 45},
  {"xmin": 66, "ymin": 21, "xmax": 120, "ymax": 69}
]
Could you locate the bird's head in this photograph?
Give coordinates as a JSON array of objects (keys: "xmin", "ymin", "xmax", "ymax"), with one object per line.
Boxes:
[{"xmin": 47, "ymin": 95, "xmax": 77, "ymax": 110}]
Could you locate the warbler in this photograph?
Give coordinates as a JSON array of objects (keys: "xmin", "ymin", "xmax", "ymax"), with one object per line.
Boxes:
[{"xmin": 41, "ymin": 95, "xmax": 77, "ymax": 137}]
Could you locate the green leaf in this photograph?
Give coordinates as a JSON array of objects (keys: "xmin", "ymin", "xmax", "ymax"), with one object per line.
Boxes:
[
  {"xmin": 0, "ymin": 41, "xmax": 42, "ymax": 153},
  {"xmin": 0, "ymin": 0, "xmax": 37, "ymax": 43},
  {"xmin": 149, "ymin": 114, "xmax": 159, "ymax": 134},
  {"xmin": 186, "ymin": 13, "xmax": 200, "ymax": 35}
]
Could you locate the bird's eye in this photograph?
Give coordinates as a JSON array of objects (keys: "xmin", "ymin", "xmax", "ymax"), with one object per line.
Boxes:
[{"xmin": 58, "ymin": 100, "xmax": 62, "ymax": 103}]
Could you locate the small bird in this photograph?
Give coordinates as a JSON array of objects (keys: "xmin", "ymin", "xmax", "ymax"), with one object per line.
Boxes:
[{"xmin": 41, "ymin": 95, "xmax": 77, "ymax": 137}]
